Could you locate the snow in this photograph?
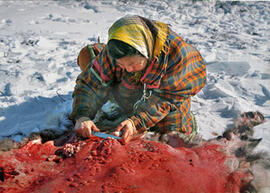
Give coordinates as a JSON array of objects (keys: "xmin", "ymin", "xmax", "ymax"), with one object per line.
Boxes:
[{"xmin": 0, "ymin": 0, "xmax": 269, "ymax": 155}]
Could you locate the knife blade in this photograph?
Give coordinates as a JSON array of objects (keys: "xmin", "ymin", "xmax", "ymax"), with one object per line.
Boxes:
[{"xmin": 92, "ymin": 131, "xmax": 121, "ymax": 139}]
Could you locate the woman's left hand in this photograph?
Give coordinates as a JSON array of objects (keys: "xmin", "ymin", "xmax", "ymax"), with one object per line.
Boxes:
[{"xmin": 114, "ymin": 119, "xmax": 136, "ymax": 143}]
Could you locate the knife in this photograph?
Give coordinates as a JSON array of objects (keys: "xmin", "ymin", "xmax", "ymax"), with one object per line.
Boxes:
[{"xmin": 92, "ymin": 131, "xmax": 121, "ymax": 139}]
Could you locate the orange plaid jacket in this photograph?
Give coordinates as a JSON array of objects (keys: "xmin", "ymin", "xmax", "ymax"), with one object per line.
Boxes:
[{"xmin": 70, "ymin": 30, "xmax": 206, "ymax": 134}]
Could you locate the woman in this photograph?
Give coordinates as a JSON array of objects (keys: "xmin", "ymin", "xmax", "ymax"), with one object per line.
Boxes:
[{"xmin": 70, "ymin": 15, "xmax": 206, "ymax": 143}]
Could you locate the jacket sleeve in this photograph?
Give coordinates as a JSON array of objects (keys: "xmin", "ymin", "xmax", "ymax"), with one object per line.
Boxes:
[
  {"xmin": 69, "ymin": 47, "xmax": 115, "ymax": 121},
  {"xmin": 129, "ymin": 92, "xmax": 174, "ymax": 133}
]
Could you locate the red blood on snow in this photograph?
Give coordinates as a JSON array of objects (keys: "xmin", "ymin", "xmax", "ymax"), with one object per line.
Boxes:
[{"xmin": 0, "ymin": 137, "xmax": 252, "ymax": 193}]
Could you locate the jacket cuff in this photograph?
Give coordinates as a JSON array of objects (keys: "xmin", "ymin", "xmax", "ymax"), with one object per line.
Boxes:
[
  {"xmin": 129, "ymin": 115, "xmax": 148, "ymax": 134},
  {"xmin": 69, "ymin": 111, "xmax": 92, "ymax": 123}
]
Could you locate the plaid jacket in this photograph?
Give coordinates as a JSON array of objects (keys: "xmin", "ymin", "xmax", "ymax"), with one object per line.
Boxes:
[{"xmin": 70, "ymin": 30, "xmax": 206, "ymax": 134}]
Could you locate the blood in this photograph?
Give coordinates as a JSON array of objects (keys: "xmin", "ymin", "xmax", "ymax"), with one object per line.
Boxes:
[{"xmin": 0, "ymin": 137, "xmax": 252, "ymax": 193}]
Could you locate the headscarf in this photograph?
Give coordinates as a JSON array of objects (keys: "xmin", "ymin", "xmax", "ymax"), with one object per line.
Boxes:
[{"xmin": 108, "ymin": 15, "xmax": 169, "ymax": 61}]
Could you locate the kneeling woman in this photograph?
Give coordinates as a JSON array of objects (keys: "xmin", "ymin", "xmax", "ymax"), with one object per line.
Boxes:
[{"xmin": 70, "ymin": 15, "xmax": 207, "ymax": 143}]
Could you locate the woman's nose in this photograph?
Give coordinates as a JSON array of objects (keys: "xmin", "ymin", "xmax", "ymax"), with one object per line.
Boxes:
[{"xmin": 125, "ymin": 66, "xmax": 134, "ymax": 72}]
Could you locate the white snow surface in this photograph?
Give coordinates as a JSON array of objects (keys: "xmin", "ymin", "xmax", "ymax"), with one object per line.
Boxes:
[{"xmin": 0, "ymin": 1, "xmax": 269, "ymax": 153}]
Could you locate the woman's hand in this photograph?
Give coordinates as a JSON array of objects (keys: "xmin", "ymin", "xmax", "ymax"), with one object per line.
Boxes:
[
  {"xmin": 114, "ymin": 119, "xmax": 137, "ymax": 143},
  {"xmin": 74, "ymin": 117, "xmax": 99, "ymax": 138}
]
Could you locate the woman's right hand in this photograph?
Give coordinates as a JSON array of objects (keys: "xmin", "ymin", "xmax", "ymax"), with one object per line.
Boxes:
[{"xmin": 74, "ymin": 117, "xmax": 100, "ymax": 138}]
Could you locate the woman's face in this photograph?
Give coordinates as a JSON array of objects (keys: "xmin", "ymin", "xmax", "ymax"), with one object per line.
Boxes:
[{"xmin": 115, "ymin": 55, "xmax": 147, "ymax": 73}]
